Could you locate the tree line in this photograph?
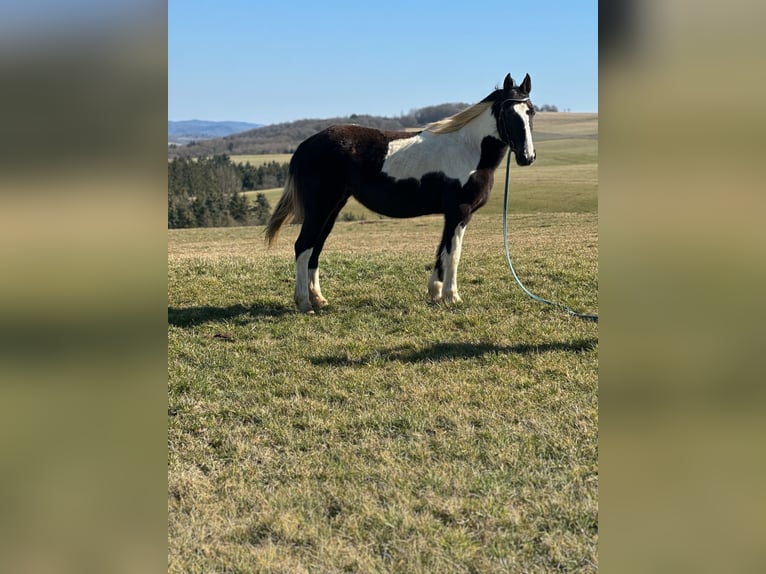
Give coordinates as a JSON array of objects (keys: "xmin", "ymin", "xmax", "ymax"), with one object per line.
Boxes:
[{"xmin": 168, "ymin": 155, "xmax": 287, "ymax": 229}]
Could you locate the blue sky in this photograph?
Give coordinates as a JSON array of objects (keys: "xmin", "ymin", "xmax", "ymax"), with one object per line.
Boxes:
[{"xmin": 169, "ymin": 0, "xmax": 597, "ymax": 124}]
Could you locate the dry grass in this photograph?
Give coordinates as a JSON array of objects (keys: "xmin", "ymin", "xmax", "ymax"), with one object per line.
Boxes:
[
  {"xmin": 168, "ymin": 212, "xmax": 598, "ymax": 573},
  {"xmin": 533, "ymin": 112, "xmax": 598, "ymax": 138},
  {"xmin": 169, "ymin": 213, "xmax": 596, "ymax": 262}
]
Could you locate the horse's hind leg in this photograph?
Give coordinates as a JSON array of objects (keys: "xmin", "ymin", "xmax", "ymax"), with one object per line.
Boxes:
[
  {"xmin": 307, "ymin": 199, "xmax": 347, "ymax": 309},
  {"xmin": 293, "ymin": 194, "xmax": 346, "ymax": 313},
  {"xmin": 294, "ymin": 242, "xmax": 315, "ymax": 314}
]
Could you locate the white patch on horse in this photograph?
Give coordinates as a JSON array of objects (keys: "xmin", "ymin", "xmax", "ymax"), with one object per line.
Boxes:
[
  {"xmin": 442, "ymin": 223, "xmax": 466, "ymax": 304},
  {"xmin": 308, "ymin": 267, "xmax": 328, "ymax": 308},
  {"xmin": 514, "ymin": 102, "xmax": 535, "ymax": 161},
  {"xmin": 382, "ymin": 107, "xmax": 499, "ymax": 186},
  {"xmin": 294, "ymin": 248, "xmax": 314, "ymax": 313},
  {"xmin": 428, "ymin": 267, "xmax": 443, "ymax": 303}
]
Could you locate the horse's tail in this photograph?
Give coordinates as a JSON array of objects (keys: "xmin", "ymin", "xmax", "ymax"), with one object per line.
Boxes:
[{"xmin": 265, "ymin": 173, "xmax": 303, "ymax": 247}]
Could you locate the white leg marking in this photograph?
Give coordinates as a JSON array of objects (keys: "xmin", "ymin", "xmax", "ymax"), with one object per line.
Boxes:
[
  {"xmin": 308, "ymin": 267, "xmax": 328, "ymax": 308},
  {"xmin": 294, "ymin": 248, "xmax": 314, "ymax": 313},
  {"xmin": 428, "ymin": 267, "xmax": 443, "ymax": 302},
  {"xmin": 442, "ymin": 224, "xmax": 466, "ymax": 304}
]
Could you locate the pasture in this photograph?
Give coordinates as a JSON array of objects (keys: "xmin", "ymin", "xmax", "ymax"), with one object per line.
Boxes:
[
  {"xmin": 230, "ymin": 153, "xmax": 293, "ymax": 167},
  {"xmin": 168, "ymin": 112, "xmax": 598, "ymax": 572}
]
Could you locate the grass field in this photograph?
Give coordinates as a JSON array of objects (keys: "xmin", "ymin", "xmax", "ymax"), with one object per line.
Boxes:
[{"xmin": 169, "ymin": 113, "xmax": 598, "ymax": 572}]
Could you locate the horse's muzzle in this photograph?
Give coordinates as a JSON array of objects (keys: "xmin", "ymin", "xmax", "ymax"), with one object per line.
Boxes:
[{"xmin": 515, "ymin": 151, "xmax": 536, "ymax": 166}]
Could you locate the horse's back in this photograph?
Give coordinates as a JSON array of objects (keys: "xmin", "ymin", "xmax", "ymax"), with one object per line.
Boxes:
[{"xmin": 292, "ymin": 124, "xmax": 415, "ymax": 175}]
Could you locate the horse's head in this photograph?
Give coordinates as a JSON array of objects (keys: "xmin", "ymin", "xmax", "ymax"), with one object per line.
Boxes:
[{"xmin": 492, "ymin": 73, "xmax": 536, "ymax": 166}]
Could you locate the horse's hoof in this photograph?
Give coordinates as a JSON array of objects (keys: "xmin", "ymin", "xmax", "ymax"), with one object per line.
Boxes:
[
  {"xmin": 428, "ymin": 281, "xmax": 443, "ymax": 303},
  {"xmin": 311, "ymin": 297, "xmax": 329, "ymax": 309},
  {"xmin": 296, "ymin": 301, "xmax": 314, "ymax": 314},
  {"xmin": 443, "ymin": 292, "xmax": 463, "ymax": 305}
]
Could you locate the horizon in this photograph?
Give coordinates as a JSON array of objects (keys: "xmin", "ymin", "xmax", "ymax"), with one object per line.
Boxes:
[{"xmin": 168, "ymin": 107, "xmax": 598, "ymax": 128}]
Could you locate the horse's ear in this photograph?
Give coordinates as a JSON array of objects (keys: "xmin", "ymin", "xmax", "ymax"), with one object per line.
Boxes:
[
  {"xmin": 503, "ymin": 73, "xmax": 515, "ymax": 92},
  {"xmin": 521, "ymin": 73, "xmax": 532, "ymax": 94}
]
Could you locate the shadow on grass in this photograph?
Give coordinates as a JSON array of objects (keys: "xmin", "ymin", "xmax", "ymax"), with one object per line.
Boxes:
[
  {"xmin": 168, "ymin": 302, "xmax": 293, "ymax": 327},
  {"xmin": 310, "ymin": 339, "xmax": 597, "ymax": 366}
]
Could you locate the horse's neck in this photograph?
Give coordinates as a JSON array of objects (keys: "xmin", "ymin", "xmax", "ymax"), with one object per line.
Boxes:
[
  {"xmin": 418, "ymin": 107, "xmax": 500, "ymax": 181},
  {"xmin": 452, "ymin": 106, "xmax": 499, "ymax": 147}
]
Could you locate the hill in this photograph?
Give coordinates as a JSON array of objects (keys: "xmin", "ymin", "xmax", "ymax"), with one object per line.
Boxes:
[
  {"xmin": 167, "ymin": 103, "xmax": 470, "ymax": 158},
  {"xmin": 168, "ymin": 120, "xmax": 263, "ymax": 145}
]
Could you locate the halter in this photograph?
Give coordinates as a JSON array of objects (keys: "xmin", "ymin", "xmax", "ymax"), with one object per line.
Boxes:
[
  {"xmin": 501, "ymin": 96, "xmax": 530, "ymax": 104},
  {"xmin": 497, "ymin": 96, "xmax": 531, "ymax": 149}
]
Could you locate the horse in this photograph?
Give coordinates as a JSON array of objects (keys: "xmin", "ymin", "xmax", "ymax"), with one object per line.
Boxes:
[{"xmin": 265, "ymin": 73, "xmax": 536, "ymax": 313}]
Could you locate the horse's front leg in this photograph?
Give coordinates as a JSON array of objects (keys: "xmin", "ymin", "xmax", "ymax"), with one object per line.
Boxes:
[
  {"xmin": 430, "ymin": 215, "xmax": 468, "ymax": 304},
  {"xmin": 428, "ymin": 264, "xmax": 443, "ymax": 303},
  {"xmin": 442, "ymin": 222, "xmax": 466, "ymax": 304}
]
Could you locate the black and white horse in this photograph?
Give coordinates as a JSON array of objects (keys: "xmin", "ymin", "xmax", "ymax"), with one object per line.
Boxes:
[{"xmin": 266, "ymin": 73, "xmax": 536, "ymax": 313}]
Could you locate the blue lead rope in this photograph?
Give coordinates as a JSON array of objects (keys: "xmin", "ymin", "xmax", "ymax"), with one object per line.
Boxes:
[{"xmin": 502, "ymin": 150, "xmax": 598, "ymax": 323}]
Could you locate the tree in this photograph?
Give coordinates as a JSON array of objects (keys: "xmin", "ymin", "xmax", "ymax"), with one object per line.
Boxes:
[
  {"xmin": 167, "ymin": 154, "xmax": 275, "ymax": 228},
  {"xmin": 249, "ymin": 193, "xmax": 271, "ymax": 225},
  {"xmin": 229, "ymin": 191, "xmax": 249, "ymax": 224}
]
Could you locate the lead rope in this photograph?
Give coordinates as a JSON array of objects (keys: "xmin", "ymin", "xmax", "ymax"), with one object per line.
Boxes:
[{"xmin": 502, "ymin": 149, "xmax": 598, "ymax": 323}]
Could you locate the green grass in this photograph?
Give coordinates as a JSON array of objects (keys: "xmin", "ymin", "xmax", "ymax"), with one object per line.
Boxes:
[
  {"xmin": 230, "ymin": 153, "xmax": 293, "ymax": 166},
  {"xmin": 169, "ymin": 113, "xmax": 597, "ymax": 572},
  {"xmin": 243, "ymin": 187, "xmax": 285, "ymax": 208}
]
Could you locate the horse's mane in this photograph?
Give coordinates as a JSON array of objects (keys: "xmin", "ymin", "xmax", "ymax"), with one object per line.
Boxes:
[{"xmin": 425, "ymin": 101, "xmax": 493, "ymax": 135}]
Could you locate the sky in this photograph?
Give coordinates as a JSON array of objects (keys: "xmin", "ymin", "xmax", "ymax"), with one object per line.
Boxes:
[{"xmin": 169, "ymin": 0, "xmax": 597, "ymax": 125}]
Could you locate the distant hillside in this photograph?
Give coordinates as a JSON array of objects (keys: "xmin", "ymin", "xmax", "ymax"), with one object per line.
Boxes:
[
  {"xmin": 167, "ymin": 103, "xmax": 470, "ymax": 158},
  {"xmin": 168, "ymin": 120, "xmax": 263, "ymax": 144}
]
